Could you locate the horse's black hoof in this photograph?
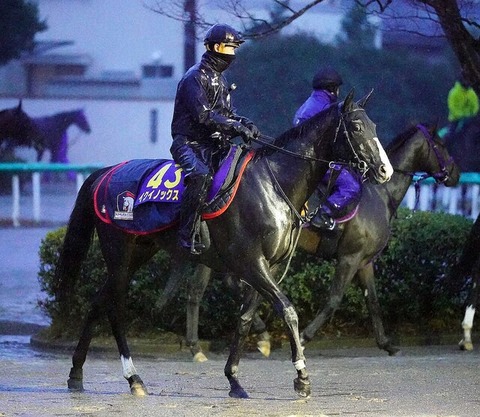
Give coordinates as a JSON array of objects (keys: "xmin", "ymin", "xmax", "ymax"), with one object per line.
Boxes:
[
  {"xmin": 294, "ymin": 377, "xmax": 311, "ymax": 398},
  {"xmin": 228, "ymin": 387, "xmax": 249, "ymax": 399},
  {"xmin": 228, "ymin": 378, "xmax": 249, "ymax": 399},
  {"xmin": 387, "ymin": 345, "xmax": 401, "ymax": 356},
  {"xmin": 128, "ymin": 375, "xmax": 148, "ymax": 396},
  {"xmin": 67, "ymin": 377, "xmax": 84, "ymax": 392},
  {"xmin": 68, "ymin": 367, "xmax": 84, "ymax": 391}
]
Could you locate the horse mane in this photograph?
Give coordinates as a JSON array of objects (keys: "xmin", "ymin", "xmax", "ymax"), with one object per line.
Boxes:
[{"xmin": 254, "ymin": 105, "xmax": 337, "ymax": 159}]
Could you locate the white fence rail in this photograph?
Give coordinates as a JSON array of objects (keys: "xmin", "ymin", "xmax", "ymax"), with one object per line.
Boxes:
[
  {"xmin": 0, "ymin": 163, "xmax": 103, "ymax": 226},
  {"xmin": 402, "ymin": 173, "xmax": 480, "ymax": 219}
]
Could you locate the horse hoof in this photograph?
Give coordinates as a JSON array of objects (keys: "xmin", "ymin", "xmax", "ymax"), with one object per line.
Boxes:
[
  {"xmin": 193, "ymin": 352, "xmax": 208, "ymax": 362},
  {"xmin": 228, "ymin": 388, "xmax": 249, "ymax": 399},
  {"xmin": 130, "ymin": 382, "xmax": 148, "ymax": 396},
  {"xmin": 67, "ymin": 377, "xmax": 84, "ymax": 392},
  {"xmin": 294, "ymin": 377, "xmax": 311, "ymax": 398},
  {"xmin": 459, "ymin": 340, "xmax": 474, "ymax": 351},
  {"xmin": 257, "ymin": 340, "xmax": 271, "ymax": 358},
  {"xmin": 386, "ymin": 345, "xmax": 401, "ymax": 356},
  {"xmin": 128, "ymin": 375, "xmax": 148, "ymax": 396}
]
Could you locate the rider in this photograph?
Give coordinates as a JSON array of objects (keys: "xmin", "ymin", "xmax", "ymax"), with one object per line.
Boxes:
[
  {"xmin": 171, "ymin": 23, "xmax": 259, "ymax": 254},
  {"xmin": 446, "ymin": 71, "xmax": 479, "ymax": 135},
  {"xmin": 294, "ymin": 67, "xmax": 362, "ymax": 231}
]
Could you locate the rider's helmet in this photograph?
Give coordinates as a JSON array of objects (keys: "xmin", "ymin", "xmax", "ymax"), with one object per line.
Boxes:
[
  {"xmin": 204, "ymin": 24, "xmax": 244, "ymax": 48},
  {"xmin": 312, "ymin": 67, "xmax": 343, "ymax": 93}
]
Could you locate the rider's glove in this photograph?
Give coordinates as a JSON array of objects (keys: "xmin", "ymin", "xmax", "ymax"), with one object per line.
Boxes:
[{"xmin": 232, "ymin": 121, "xmax": 255, "ymax": 143}]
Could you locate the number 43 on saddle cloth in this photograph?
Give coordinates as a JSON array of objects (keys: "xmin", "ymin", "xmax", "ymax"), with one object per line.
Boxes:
[{"xmin": 93, "ymin": 145, "xmax": 253, "ymax": 234}]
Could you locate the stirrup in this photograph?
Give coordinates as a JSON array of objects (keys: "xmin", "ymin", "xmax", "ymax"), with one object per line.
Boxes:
[{"xmin": 310, "ymin": 213, "xmax": 336, "ymax": 231}]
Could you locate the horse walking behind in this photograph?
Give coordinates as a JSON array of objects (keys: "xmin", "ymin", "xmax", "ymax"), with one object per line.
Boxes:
[
  {"xmin": 54, "ymin": 90, "xmax": 392, "ymax": 398},
  {"xmin": 158, "ymin": 124, "xmax": 460, "ymax": 361},
  {"xmin": 444, "ymin": 114, "xmax": 480, "ymax": 172},
  {"xmin": 30, "ymin": 109, "xmax": 91, "ymax": 162},
  {"xmin": 449, "ymin": 212, "xmax": 480, "ymax": 351}
]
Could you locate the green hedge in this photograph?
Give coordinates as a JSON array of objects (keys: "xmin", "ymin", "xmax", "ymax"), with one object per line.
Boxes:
[{"xmin": 38, "ymin": 208, "xmax": 473, "ymax": 341}]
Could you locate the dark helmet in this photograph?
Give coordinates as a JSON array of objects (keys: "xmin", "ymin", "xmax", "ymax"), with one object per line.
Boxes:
[
  {"xmin": 312, "ymin": 67, "xmax": 343, "ymax": 90},
  {"xmin": 203, "ymin": 24, "xmax": 244, "ymax": 47}
]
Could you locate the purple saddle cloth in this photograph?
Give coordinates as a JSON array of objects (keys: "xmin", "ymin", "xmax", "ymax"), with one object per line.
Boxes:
[{"xmin": 94, "ymin": 145, "xmax": 251, "ymax": 234}]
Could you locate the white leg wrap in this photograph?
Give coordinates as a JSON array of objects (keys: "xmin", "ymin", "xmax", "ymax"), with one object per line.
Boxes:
[
  {"xmin": 293, "ymin": 359, "xmax": 306, "ymax": 371},
  {"xmin": 121, "ymin": 355, "xmax": 138, "ymax": 379}
]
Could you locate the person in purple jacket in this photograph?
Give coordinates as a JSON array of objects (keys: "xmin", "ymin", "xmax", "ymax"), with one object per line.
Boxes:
[{"xmin": 294, "ymin": 67, "xmax": 362, "ymax": 231}]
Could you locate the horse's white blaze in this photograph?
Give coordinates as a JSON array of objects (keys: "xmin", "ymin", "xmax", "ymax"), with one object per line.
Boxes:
[
  {"xmin": 374, "ymin": 137, "xmax": 393, "ymax": 180},
  {"xmin": 121, "ymin": 355, "xmax": 138, "ymax": 379}
]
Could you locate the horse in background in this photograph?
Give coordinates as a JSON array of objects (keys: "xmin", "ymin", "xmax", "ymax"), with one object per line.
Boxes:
[
  {"xmin": 0, "ymin": 101, "xmax": 38, "ymax": 157},
  {"xmin": 444, "ymin": 114, "xmax": 480, "ymax": 172},
  {"xmin": 30, "ymin": 109, "xmax": 91, "ymax": 163}
]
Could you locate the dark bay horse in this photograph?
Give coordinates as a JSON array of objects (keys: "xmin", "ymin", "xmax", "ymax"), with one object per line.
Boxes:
[
  {"xmin": 55, "ymin": 90, "xmax": 392, "ymax": 398},
  {"xmin": 444, "ymin": 115, "xmax": 480, "ymax": 172},
  {"xmin": 0, "ymin": 101, "xmax": 38, "ymax": 156},
  {"xmin": 161, "ymin": 124, "xmax": 460, "ymax": 361},
  {"xmin": 30, "ymin": 109, "xmax": 91, "ymax": 162},
  {"xmin": 449, "ymin": 212, "xmax": 480, "ymax": 351}
]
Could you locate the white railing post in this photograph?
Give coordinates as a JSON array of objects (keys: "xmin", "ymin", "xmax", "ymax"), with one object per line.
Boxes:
[
  {"xmin": 12, "ymin": 175, "xmax": 20, "ymax": 227},
  {"xmin": 32, "ymin": 172, "xmax": 41, "ymax": 223}
]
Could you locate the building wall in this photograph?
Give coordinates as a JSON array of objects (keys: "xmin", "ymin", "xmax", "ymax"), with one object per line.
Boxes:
[{"xmin": 1, "ymin": 0, "xmax": 348, "ymax": 166}]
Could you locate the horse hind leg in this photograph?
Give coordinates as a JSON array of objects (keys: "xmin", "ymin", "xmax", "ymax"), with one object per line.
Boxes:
[
  {"xmin": 186, "ymin": 264, "xmax": 211, "ymax": 362},
  {"xmin": 224, "ymin": 286, "xmax": 265, "ymax": 399},
  {"xmin": 459, "ymin": 271, "xmax": 479, "ymax": 351},
  {"xmin": 68, "ymin": 286, "xmax": 108, "ymax": 391},
  {"xmin": 460, "ymin": 305, "xmax": 475, "ymax": 351}
]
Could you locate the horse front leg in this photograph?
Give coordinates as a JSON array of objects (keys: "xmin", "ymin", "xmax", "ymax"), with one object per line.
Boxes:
[
  {"xmin": 224, "ymin": 286, "xmax": 262, "ymax": 398},
  {"xmin": 356, "ymin": 263, "xmax": 399, "ymax": 356},
  {"xmin": 459, "ymin": 270, "xmax": 480, "ymax": 351},
  {"xmin": 186, "ymin": 264, "xmax": 211, "ymax": 362}
]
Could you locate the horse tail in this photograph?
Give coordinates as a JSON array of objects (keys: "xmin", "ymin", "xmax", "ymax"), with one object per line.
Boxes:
[{"xmin": 55, "ymin": 168, "xmax": 107, "ymax": 306}]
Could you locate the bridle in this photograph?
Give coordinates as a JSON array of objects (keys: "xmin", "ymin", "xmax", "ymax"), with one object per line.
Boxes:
[
  {"xmin": 251, "ymin": 105, "xmax": 376, "ymax": 177},
  {"xmin": 394, "ymin": 124, "xmax": 454, "ymax": 184},
  {"xmin": 393, "ymin": 124, "xmax": 455, "ymax": 212}
]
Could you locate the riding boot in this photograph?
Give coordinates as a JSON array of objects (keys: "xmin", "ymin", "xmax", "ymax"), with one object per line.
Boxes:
[
  {"xmin": 310, "ymin": 207, "xmax": 336, "ymax": 231},
  {"xmin": 178, "ymin": 174, "xmax": 212, "ymax": 255}
]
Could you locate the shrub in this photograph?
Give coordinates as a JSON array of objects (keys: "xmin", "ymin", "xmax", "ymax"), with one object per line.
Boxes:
[{"xmin": 38, "ymin": 208, "xmax": 473, "ymax": 341}]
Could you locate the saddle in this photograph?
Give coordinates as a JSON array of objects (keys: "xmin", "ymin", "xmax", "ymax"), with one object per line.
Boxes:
[{"xmin": 93, "ymin": 145, "xmax": 254, "ymax": 234}]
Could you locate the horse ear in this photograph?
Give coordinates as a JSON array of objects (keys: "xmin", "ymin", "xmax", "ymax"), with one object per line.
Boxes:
[
  {"xmin": 17, "ymin": 100, "xmax": 23, "ymax": 111},
  {"xmin": 342, "ymin": 89, "xmax": 355, "ymax": 112},
  {"xmin": 357, "ymin": 89, "xmax": 374, "ymax": 108}
]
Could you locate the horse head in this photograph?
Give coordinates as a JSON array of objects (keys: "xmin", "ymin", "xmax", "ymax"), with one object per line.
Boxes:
[
  {"xmin": 420, "ymin": 125, "xmax": 460, "ymax": 187},
  {"xmin": 0, "ymin": 100, "xmax": 38, "ymax": 146},
  {"xmin": 336, "ymin": 89, "xmax": 393, "ymax": 185},
  {"xmin": 75, "ymin": 109, "xmax": 91, "ymax": 134}
]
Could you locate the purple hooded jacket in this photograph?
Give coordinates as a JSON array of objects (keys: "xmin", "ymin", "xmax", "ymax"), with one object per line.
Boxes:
[{"xmin": 293, "ymin": 89, "xmax": 362, "ymax": 218}]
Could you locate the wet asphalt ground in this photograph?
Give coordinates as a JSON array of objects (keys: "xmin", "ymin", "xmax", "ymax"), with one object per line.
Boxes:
[
  {"xmin": 1, "ymin": 344, "xmax": 480, "ymax": 416},
  {"xmin": 1, "ymin": 181, "xmax": 480, "ymax": 416}
]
